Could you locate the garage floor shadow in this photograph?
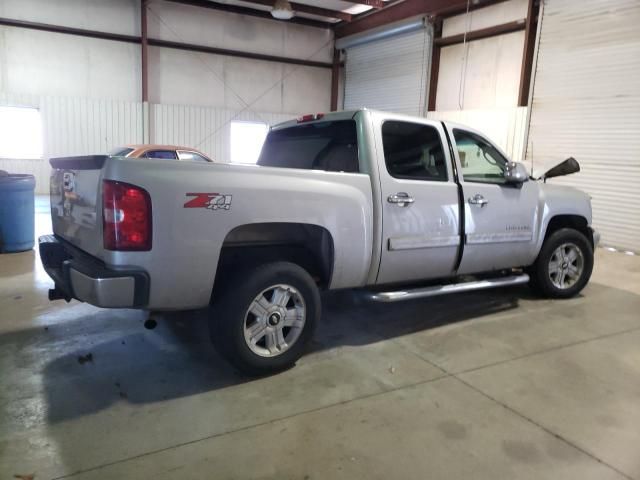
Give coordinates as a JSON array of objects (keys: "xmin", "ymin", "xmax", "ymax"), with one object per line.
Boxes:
[{"xmin": 29, "ymin": 286, "xmax": 526, "ymax": 424}]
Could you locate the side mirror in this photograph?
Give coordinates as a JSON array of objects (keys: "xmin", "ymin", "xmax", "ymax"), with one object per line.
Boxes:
[
  {"xmin": 504, "ymin": 161, "xmax": 529, "ymax": 185},
  {"xmin": 541, "ymin": 157, "xmax": 580, "ymax": 181}
]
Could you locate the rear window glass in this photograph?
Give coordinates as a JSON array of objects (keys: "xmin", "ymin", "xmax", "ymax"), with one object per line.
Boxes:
[
  {"xmin": 145, "ymin": 150, "xmax": 178, "ymax": 160},
  {"xmin": 108, "ymin": 147, "xmax": 134, "ymax": 157},
  {"xmin": 257, "ymin": 120, "xmax": 359, "ymax": 173}
]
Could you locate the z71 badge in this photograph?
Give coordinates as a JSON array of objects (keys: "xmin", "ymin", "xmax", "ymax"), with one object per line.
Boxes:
[{"xmin": 184, "ymin": 193, "xmax": 232, "ymax": 211}]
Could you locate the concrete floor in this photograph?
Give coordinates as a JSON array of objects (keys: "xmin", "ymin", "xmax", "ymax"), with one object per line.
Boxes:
[{"xmin": 1, "ymin": 198, "xmax": 640, "ymax": 480}]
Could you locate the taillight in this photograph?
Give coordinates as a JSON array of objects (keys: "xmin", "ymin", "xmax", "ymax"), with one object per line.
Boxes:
[
  {"xmin": 102, "ymin": 180, "xmax": 152, "ymax": 251},
  {"xmin": 297, "ymin": 113, "xmax": 324, "ymax": 123}
]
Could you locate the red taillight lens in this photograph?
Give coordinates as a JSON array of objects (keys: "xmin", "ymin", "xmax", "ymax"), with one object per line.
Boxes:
[
  {"xmin": 103, "ymin": 180, "xmax": 152, "ymax": 251},
  {"xmin": 296, "ymin": 113, "xmax": 324, "ymax": 123}
]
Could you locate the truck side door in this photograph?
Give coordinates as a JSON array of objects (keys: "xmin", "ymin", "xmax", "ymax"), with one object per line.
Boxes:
[
  {"xmin": 447, "ymin": 126, "xmax": 539, "ymax": 274},
  {"xmin": 375, "ymin": 117, "xmax": 461, "ymax": 285}
]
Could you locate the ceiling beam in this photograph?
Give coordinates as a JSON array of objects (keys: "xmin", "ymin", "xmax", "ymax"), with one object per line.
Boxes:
[
  {"xmin": 335, "ymin": 0, "xmax": 509, "ymax": 38},
  {"xmin": 0, "ymin": 16, "xmax": 140, "ymax": 43},
  {"xmin": 434, "ymin": 19, "xmax": 525, "ymax": 47},
  {"xmin": 348, "ymin": 0, "xmax": 385, "ymax": 8},
  {"xmin": 149, "ymin": 38, "xmax": 333, "ymax": 68},
  {"xmin": 163, "ymin": 0, "xmax": 333, "ymax": 29},
  {"xmin": 0, "ymin": 17, "xmax": 333, "ymax": 68},
  {"xmin": 335, "ymin": 0, "xmax": 432, "ymax": 38},
  {"xmin": 238, "ymin": 0, "xmax": 352, "ymax": 22},
  {"xmin": 430, "ymin": 0, "xmax": 510, "ymax": 18}
]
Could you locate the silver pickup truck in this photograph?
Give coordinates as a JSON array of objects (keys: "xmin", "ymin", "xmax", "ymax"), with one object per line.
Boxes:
[{"xmin": 40, "ymin": 109, "xmax": 598, "ymax": 375}]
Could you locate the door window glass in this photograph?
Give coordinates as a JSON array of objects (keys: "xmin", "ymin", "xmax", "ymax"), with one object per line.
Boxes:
[
  {"xmin": 453, "ymin": 129, "xmax": 507, "ymax": 184},
  {"xmin": 381, "ymin": 121, "xmax": 448, "ymax": 181}
]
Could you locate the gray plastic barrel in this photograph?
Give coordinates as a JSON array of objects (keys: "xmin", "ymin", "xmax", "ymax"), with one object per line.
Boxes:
[{"xmin": 0, "ymin": 173, "xmax": 36, "ymax": 253}]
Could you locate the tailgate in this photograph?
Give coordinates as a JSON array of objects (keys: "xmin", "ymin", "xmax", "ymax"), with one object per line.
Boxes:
[{"xmin": 49, "ymin": 155, "xmax": 106, "ymax": 258}]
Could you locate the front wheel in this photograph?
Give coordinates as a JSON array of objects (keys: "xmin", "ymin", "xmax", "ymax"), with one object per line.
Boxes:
[
  {"xmin": 529, "ymin": 228, "xmax": 594, "ymax": 298},
  {"xmin": 210, "ymin": 262, "xmax": 320, "ymax": 376}
]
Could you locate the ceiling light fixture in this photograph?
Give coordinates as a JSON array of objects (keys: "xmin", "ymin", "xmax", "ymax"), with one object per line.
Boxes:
[{"xmin": 271, "ymin": 0, "xmax": 294, "ymax": 20}]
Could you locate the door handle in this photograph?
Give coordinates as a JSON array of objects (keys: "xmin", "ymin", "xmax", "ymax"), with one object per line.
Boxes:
[
  {"xmin": 388, "ymin": 192, "xmax": 414, "ymax": 207},
  {"xmin": 468, "ymin": 194, "xmax": 489, "ymax": 207}
]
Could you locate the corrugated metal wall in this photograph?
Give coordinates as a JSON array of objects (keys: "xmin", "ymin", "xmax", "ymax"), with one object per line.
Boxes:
[
  {"xmin": 151, "ymin": 104, "xmax": 292, "ymax": 164},
  {"xmin": 0, "ymin": 93, "xmax": 295, "ymax": 193},
  {"xmin": 428, "ymin": 107, "xmax": 529, "ymax": 162},
  {"xmin": 0, "ymin": 92, "xmax": 144, "ymax": 193},
  {"xmin": 344, "ymin": 26, "xmax": 432, "ymax": 116},
  {"xmin": 526, "ymin": 0, "xmax": 640, "ymax": 252}
]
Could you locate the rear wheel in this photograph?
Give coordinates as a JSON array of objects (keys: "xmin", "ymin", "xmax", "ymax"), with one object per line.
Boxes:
[
  {"xmin": 210, "ymin": 262, "xmax": 320, "ymax": 376},
  {"xmin": 529, "ymin": 228, "xmax": 593, "ymax": 298}
]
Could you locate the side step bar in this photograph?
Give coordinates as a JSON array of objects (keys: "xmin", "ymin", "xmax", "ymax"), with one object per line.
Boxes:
[{"xmin": 366, "ymin": 274, "xmax": 530, "ymax": 303}]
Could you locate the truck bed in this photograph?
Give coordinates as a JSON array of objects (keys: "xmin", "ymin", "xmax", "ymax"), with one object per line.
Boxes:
[{"xmin": 49, "ymin": 155, "xmax": 374, "ymax": 309}]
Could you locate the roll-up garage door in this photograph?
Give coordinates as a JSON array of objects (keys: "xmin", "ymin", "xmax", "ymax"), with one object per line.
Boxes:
[
  {"xmin": 342, "ymin": 22, "xmax": 432, "ymax": 116},
  {"xmin": 526, "ymin": 0, "xmax": 640, "ymax": 252}
]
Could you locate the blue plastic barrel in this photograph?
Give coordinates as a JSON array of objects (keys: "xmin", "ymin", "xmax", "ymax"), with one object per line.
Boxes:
[{"xmin": 0, "ymin": 174, "xmax": 36, "ymax": 253}]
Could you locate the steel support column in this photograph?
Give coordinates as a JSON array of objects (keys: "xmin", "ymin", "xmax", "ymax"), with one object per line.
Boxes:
[
  {"xmin": 141, "ymin": 0, "xmax": 149, "ymax": 103},
  {"xmin": 427, "ymin": 20, "xmax": 441, "ymax": 111},
  {"xmin": 141, "ymin": 0, "xmax": 150, "ymax": 143},
  {"xmin": 518, "ymin": 0, "xmax": 540, "ymax": 106},
  {"xmin": 330, "ymin": 48, "xmax": 341, "ymax": 111}
]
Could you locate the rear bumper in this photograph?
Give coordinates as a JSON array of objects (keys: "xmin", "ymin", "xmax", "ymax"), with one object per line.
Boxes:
[{"xmin": 39, "ymin": 235, "xmax": 149, "ymax": 308}]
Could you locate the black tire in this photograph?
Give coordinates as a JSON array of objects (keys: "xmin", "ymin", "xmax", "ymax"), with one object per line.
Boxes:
[
  {"xmin": 529, "ymin": 228, "xmax": 593, "ymax": 299},
  {"xmin": 210, "ymin": 261, "xmax": 320, "ymax": 376}
]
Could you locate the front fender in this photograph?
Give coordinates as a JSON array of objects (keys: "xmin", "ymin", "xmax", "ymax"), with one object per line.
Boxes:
[{"xmin": 533, "ymin": 183, "xmax": 593, "ymax": 257}]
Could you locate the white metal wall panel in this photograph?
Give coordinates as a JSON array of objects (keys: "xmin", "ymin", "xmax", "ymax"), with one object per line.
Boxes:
[
  {"xmin": 526, "ymin": 0, "xmax": 640, "ymax": 252},
  {"xmin": 0, "ymin": 91, "xmax": 295, "ymax": 193},
  {"xmin": 436, "ymin": 31, "xmax": 525, "ymax": 110},
  {"xmin": 151, "ymin": 104, "xmax": 293, "ymax": 164},
  {"xmin": 428, "ymin": 107, "xmax": 528, "ymax": 162},
  {"xmin": 0, "ymin": 93, "xmax": 144, "ymax": 193},
  {"xmin": 344, "ymin": 27, "xmax": 432, "ymax": 115}
]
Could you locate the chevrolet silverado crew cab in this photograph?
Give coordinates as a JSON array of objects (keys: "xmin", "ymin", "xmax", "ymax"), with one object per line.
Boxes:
[{"xmin": 40, "ymin": 109, "xmax": 599, "ymax": 375}]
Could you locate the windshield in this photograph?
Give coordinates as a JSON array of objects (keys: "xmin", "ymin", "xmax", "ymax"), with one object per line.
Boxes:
[
  {"xmin": 257, "ymin": 120, "xmax": 359, "ymax": 173},
  {"xmin": 108, "ymin": 147, "xmax": 134, "ymax": 157}
]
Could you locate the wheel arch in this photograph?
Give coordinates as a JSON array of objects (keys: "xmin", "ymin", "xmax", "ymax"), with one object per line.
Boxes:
[
  {"xmin": 211, "ymin": 222, "xmax": 335, "ymax": 302},
  {"xmin": 543, "ymin": 215, "xmax": 592, "ymax": 245},
  {"xmin": 534, "ymin": 214, "xmax": 593, "ymax": 263},
  {"xmin": 529, "ymin": 216, "xmax": 595, "ymax": 299}
]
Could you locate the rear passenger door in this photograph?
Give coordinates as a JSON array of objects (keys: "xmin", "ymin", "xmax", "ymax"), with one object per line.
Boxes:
[{"xmin": 375, "ymin": 117, "xmax": 461, "ymax": 285}]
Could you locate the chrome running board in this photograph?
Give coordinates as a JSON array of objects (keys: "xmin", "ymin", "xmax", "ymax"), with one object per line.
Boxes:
[{"xmin": 367, "ymin": 274, "xmax": 530, "ymax": 303}]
